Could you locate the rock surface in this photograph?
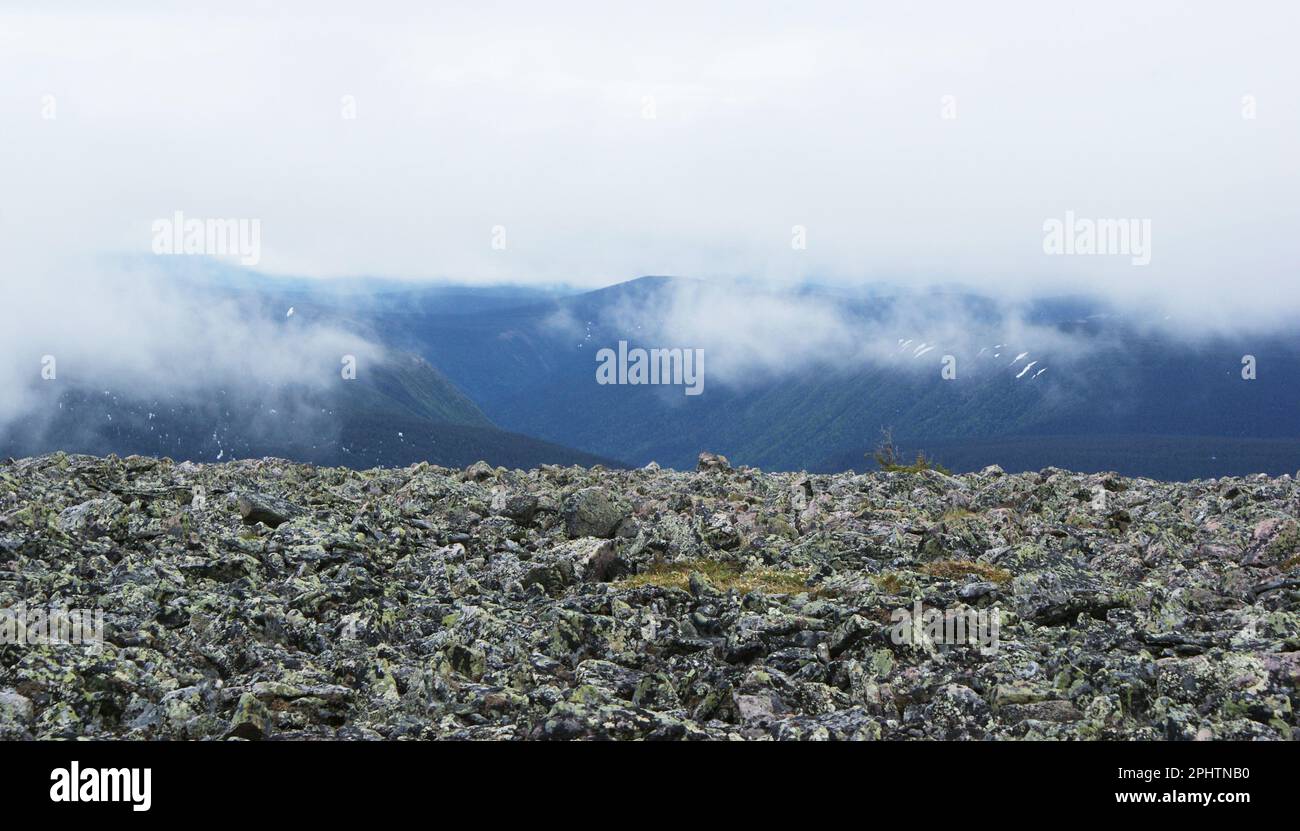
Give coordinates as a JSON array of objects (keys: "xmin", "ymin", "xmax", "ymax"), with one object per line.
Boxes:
[{"xmin": 0, "ymin": 452, "xmax": 1297, "ymax": 740}]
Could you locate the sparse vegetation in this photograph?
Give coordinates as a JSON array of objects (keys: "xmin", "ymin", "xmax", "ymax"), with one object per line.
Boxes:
[
  {"xmin": 875, "ymin": 571, "xmax": 905, "ymax": 594},
  {"xmin": 615, "ymin": 559, "xmax": 813, "ymax": 595},
  {"xmin": 920, "ymin": 559, "xmax": 1012, "ymax": 584},
  {"xmin": 871, "ymin": 427, "xmax": 952, "ymax": 475},
  {"xmin": 873, "ymin": 427, "xmax": 901, "ymax": 469},
  {"xmin": 1264, "ymin": 522, "xmax": 1300, "ymax": 564}
]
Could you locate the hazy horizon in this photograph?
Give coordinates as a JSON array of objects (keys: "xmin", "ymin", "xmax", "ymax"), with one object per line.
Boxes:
[{"xmin": 3, "ymin": 1, "xmax": 1299, "ymax": 455}]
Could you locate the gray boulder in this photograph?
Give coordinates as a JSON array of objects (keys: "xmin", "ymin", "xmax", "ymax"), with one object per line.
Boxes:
[{"xmin": 562, "ymin": 487, "xmax": 629, "ymax": 539}]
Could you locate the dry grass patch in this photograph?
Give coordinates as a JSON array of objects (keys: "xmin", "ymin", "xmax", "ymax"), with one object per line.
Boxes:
[
  {"xmin": 615, "ymin": 559, "xmax": 812, "ymax": 595},
  {"xmin": 874, "ymin": 571, "xmax": 905, "ymax": 594},
  {"xmin": 920, "ymin": 559, "xmax": 1011, "ymax": 584}
]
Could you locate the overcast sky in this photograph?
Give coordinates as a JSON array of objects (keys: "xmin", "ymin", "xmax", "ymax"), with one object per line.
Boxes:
[{"xmin": 2, "ymin": 1, "xmax": 1298, "ymax": 326}]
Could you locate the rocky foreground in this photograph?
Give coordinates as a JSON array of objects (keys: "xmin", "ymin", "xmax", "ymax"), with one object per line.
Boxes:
[{"xmin": 1, "ymin": 451, "xmax": 1298, "ymax": 741}]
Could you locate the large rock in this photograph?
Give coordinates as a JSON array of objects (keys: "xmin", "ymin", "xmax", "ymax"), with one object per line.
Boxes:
[
  {"xmin": 562, "ymin": 487, "xmax": 629, "ymax": 539},
  {"xmin": 57, "ymin": 496, "xmax": 127, "ymax": 538},
  {"xmin": 235, "ymin": 492, "xmax": 303, "ymax": 527},
  {"xmin": 696, "ymin": 451, "xmax": 731, "ymax": 473},
  {"xmin": 0, "ymin": 691, "xmax": 34, "ymax": 739},
  {"xmin": 490, "ymin": 491, "xmax": 540, "ymax": 525},
  {"xmin": 226, "ymin": 692, "xmax": 271, "ymax": 740}
]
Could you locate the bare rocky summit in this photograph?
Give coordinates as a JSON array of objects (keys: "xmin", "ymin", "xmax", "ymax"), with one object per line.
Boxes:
[{"xmin": 1, "ymin": 451, "xmax": 1298, "ymax": 740}]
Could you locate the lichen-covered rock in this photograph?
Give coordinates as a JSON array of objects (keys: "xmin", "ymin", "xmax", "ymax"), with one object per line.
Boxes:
[
  {"xmin": 235, "ymin": 492, "xmax": 302, "ymax": 527},
  {"xmin": 0, "ymin": 690, "xmax": 34, "ymax": 739},
  {"xmin": 490, "ymin": 491, "xmax": 540, "ymax": 525},
  {"xmin": 0, "ymin": 451, "xmax": 1296, "ymax": 740},
  {"xmin": 227, "ymin": 692, "xmax": 271, "ymax": 740},
  {"xmin": 696, "ymin": 452, "xmax": 731, "ymax": 473},
  {"xmin": 561, "ymin": 487, "xmax": 629, "ymax": 539}
]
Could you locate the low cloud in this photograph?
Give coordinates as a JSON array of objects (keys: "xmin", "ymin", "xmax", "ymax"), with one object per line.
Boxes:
[
  {"xmin": 602, "ymin": 278, "xmax": 1100, "ymax": 390},
  {"xmin": 0, "ymin": 255, "xmax": 384, "ymax": 434}
]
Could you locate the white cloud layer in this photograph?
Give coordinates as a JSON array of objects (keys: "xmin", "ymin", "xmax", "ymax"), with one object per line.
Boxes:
[{"xmin": 1, "ymin": 0, "xmax": 1297, "ymax": 428}]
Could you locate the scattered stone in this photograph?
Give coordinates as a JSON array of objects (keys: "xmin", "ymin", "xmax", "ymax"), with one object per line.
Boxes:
[
  {"xmin": 463, "ymin": 460, "xmax": 496, "ymax": 482},
  {"xmin": 562, "ymin": 487, "xmax": 629, "ymax": 539},
  {"xmin": 696, "ymin": 452, "xmax": 731, "ymax": 473},
  {"xmin": 227, "ymin": 692, "xmax": 271, "ymax": 740},
  {"xmin": 0, "ymin": 451, "xmax": 1295, "ymax": 740},
  {"xmin": 490, "ymin": 491, "xmax": 539, "ymax": 525},
  {"xmin": 235, "ymin": 492, "xmax": 302, "ymax": 527},
  {"xmin": 0, "ymin": 691, "xmax": 34, "ymax": 739}
]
